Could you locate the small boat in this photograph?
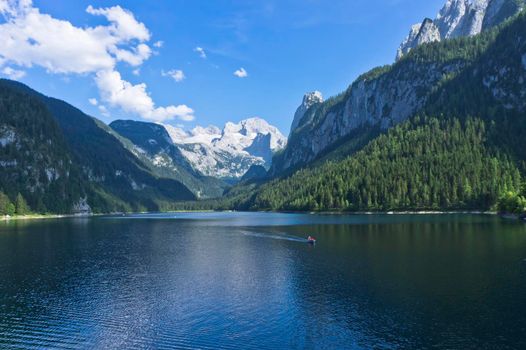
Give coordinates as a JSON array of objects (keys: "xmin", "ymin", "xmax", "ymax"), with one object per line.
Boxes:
[{"xmin": 307, "ymin": 236, "xmax": 316, "ymax": 244}]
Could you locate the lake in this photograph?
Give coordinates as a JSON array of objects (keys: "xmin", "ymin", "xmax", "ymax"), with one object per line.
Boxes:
[{"xmin": 0, "ymin": 212, "xmax": 525, "ymax": 349}]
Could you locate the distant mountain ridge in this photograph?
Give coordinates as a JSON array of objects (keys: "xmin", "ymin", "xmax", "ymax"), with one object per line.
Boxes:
[
  {"xmin": 110, "ymin": 120, "xmax": 227, "ymax": 198},
  {"xmin": 164, "ymin": 118, "xmax": 286, "ymax": 180}
]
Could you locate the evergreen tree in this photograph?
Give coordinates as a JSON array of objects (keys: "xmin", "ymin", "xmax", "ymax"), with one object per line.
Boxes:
[
  {"xmin": 15, "ymin": 193, "xmax": 30, "ymax": 215},
  {"xmin": 0, "ymin": 192, "xmax": 13, "ymax": 215}
]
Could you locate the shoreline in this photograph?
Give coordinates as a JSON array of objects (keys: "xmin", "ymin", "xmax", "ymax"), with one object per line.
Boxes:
[
  {"xmin": 1, "ymin": 213, "xmax": 93, "ymax": 222},
  {"xmin": 303, "ymin": 210, "xmax": 497, "ymax": 216},
  {"xmin": 4, "ymin": 210, "xmax": 524, "ymax": 222}
]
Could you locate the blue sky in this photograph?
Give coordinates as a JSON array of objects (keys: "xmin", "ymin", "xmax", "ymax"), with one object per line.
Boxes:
[{"xmin": 0, "ymin": 0, "xmax": 445, "ymax": 134}]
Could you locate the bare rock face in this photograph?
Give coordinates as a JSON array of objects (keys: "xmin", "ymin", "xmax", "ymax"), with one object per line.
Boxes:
[
  {"xmin": 271, "ymin": 59, "xmax": 467, "ymax": 174},
  {"xmin": 396, "ymin": 18, "xmax": 441, "ymax": 61},
  {"xmin": 290, "ymin": 91, "xmax": 324, "ymax": 134},
  {"xmin": 272, "ymin": 7, "xmax": 526, "ymax": 175},
  {"xmin": 397, "ymin": 0, "xmax": 524, "ymax": 60},
  {"xmin": 72, "ymin": 197, "xmax": 91, "ymax": 215}
]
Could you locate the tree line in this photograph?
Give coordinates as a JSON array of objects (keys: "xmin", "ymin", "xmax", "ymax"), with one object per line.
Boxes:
[
  {"xmin": 246, "ymin": 116, "xmax": 522, "ymax": 212},
  {"xmin": 0, "ymin": 191, "xmax": 31, "ymax": 216}
]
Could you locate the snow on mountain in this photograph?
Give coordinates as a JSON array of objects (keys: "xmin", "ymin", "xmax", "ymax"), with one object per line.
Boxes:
[{"xmin": 164, "ymin": 118, "xmax": 286, "ymax": 179}]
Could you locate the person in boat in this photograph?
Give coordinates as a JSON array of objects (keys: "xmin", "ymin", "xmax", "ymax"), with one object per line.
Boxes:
[{"xmin": 308, "ymin": 235, "xmax": 316, "ymax": 242}]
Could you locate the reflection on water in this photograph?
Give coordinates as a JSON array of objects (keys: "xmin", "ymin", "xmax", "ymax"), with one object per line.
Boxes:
[{"xmin": 0, "ymin": 213, "xmax": 525, "ymax": 349}]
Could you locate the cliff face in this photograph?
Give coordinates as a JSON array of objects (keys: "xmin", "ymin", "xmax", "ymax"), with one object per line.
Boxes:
[
  {"xmin": 289, "ymin": 91, "xmax": 324, "ymax": 134},
  {"xmin": 397, "ymin": 18, "xmax": 441, "ymax": 60},
  {"xmin": 272, "ymin": 6, "xmax": 526, "ymax": 176},
  {"xmin": 272, "ymin": 59, "xmax": 468, "ymax": 174},
  {"xmin": 397, "ymin": 0, "xmax": 524, "ymax": 60}
]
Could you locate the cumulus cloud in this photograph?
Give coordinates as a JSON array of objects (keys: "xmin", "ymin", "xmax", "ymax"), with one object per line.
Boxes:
[
  {"xmin": 1, "ymin": 66, "xmax": 25, "ymax": 79},
  {"xmin": 194, "ymin": 46, "xmax": 207, "ymax": 59},
  {"xmin": 96, "ymin": 69, "xmax": 194, "ymax": 122},
  {"xmin": 233, "ymin": 67, "xmax": 248, "ymax": 78},
  {"xmin": 153, "ymin": 40, "xmax": 163, "ymax": 48},
  {"xmin": 88, "ymin": 97, "xmax": 98, "ymax": 106},
  {"xmin": 0, "ymin": 0, "xmax": 194, "ymax": 122},
  {"xmin": 162, "ymin": 69, "xmax": 185, "ymax": 82},
  {"xmin": 86, "ymin": 5, "xmax": 150, "ymax": 42}
]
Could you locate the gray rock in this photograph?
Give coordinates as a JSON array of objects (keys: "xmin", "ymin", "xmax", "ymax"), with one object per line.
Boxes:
[
  {"xmin": 290, "ymin": 91, "xmax": 324, "ymax": 134},
  {"xmin": 72, "ymin": 197, "xmax": 91, "ymax": 215},
  {"xmin": 397, "ymin": 0, "xmax": 523, "ymax": 60},
  {"xmin": 397, "ymin": 18, "xmax": 441, "ymax": 61}
]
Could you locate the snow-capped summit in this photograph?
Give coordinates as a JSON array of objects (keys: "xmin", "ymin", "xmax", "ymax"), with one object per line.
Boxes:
[{"xmin": 164, "ymin": 118, "xmax": 286, "ymax": 180}]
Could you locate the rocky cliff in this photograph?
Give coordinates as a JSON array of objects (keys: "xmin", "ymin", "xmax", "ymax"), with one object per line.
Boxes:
[
  {"xmin": 397, "ymin": 0, "xmax": 524, "ymax": 60},
  {"xmin": 289, "ymin": 91, "xmax": 324, "ymax": 134},
  {"xmin": 272, "ymin": 4, "xmax": 526, "ymax": 175}
]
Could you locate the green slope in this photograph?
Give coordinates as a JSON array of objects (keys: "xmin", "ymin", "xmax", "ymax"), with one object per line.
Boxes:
[
  {"xmin": 0, "ymin": 79, "xmax": 196, "ymax": 213},
  {"xmin": 0, "ymin": 82, "xmax": 87, "ymax": 213},
  {"xmin": 109, "ymin": 120, "xmax": 228, "ymax": 199},
  {"xmin": 201, "ymin": 11, "xmax": 526, "ymax": 212},
  {"xmin": 251, "ymin": 117, "xmax": 521, "ymax": 211}
]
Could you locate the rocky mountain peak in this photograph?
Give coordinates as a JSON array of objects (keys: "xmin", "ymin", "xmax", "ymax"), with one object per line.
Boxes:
[
  {"xmin": 397, "ymin": 18, "xmax": 441, "ymax": 60},
  {"xmin": 290, "ymin": 91, "xmax": 324, "ymax": 133},
  {"xmin": 397, "ymin": 0, "xmax": 523, "ymax": 60},
  {"xmin": 164, "ymin": 118, "xmax": 286, "ymax": 179}
]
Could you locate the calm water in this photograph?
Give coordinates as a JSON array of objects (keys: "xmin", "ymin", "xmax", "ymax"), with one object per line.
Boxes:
[{"xmin": 0, "ymin": 212, "xmax": 525, "ymax": 349}]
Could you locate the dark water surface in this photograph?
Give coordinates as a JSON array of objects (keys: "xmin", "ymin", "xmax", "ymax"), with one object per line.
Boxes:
[{"xmin": 0, "ymin": 212, "xmax": 525, "ymax": 349}]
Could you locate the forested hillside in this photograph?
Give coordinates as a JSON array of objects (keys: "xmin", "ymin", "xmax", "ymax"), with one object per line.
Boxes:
[
  {"xmin": 0, "ymin": 80, "xmax": 196, "ymax": 214},
  {"xmin": 250, "ymin": 117, "xmax": 521, "ymax": 211},
  {"xmin": 0, "ymin": 83, "xmax": 87, "ymax": 213},
  {"xmin": 185, "ymin": 11, "xmax": 526, "ymax": 213},
  {"xmin": 272, "ymin": 9, "xmax": 526, "ymax": 175}
]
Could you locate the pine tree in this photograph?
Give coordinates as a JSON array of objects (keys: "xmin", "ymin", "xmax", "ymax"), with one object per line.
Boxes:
[
  {"xmin": 0, "ymin": 192, "xmax": 13, "ymax": 215},
  {"xmin": 15, "ymin": 193, "xmax": 30, "ymax": 215}
]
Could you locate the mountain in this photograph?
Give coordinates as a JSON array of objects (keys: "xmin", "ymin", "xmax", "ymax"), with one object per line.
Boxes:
[
  {"xmin": 0, "ymin": 79, "xmax": 195, "ymax": 214},
  {"xmin": 206, "ymin": 7, "xmax": 526, "ymax": 212},
  {"xmin": 109, "ymin": 120, "xmax": 227, "ymax": 198},
  {"xmin": 240, "ymin": 165, "xmax": 268, "ymax": 182},
  {"xmin": 0, "ymin": 80, "xmax": 88, "ymax": 213},
  {"xmin": 165, "ymin": 118, "xmax": 286, "ymax": 180},
  {"xmin": 289, "ymin": 91, "xmax": 324, "ymax": 134},
  {"xmin": 270, "ymin": 2, "xmax": 526, "ymax": 176},
  {"xmin": 250, "ymin": 117, "xmax": 521, "ymax": 211},
  {"xmin": 396, "ymin": 0, "xmax": 525, "ymax": 60}
]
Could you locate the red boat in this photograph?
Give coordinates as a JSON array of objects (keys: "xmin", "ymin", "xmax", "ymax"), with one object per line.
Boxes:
[{"xmin": 307, "ymin": 236, "xmax": 316, "ymax": 244}]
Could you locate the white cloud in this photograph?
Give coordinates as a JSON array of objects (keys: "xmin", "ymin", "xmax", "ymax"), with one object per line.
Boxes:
[
  {"xmin": 194, "ymin": 46, "xmax": 207, "ymax": 59},
  {"xmin": 95, "ymin": 69, "xmax": 194, "ymax": 122},
  {"xmin": 0, "ymin": 3, "xmax": 115, "ymax": 73},
  {"xmin": 1, "ymin": 66, "xmax": 25, "ymax": 79},
  {"xmin": 0, "ymin": 0, "xmax": 194, "ymax": 122},
  {"xmin": 98, "ymin": 104, "xmax": 110, "ymax": 117},
  {"xmin": 111, "ymin": 43, "xmax": 151, "ymax": 67},
  {"xmin": 153, "ymin": 40, "xmax": 163, "ymax": 48},
  {"xmin": 86, "ymin": 5, "xmax": 150, "ymax": 42},
  {"xmin": 233, "ymin": 67, "xmax": 248, "ymax": 78},
  {"xmin": 132, "ymin": 68, "xmax": 140, "ymax": 76},
  {"xmin": 88, "ymin": 98, "xmax": 98, "ymax": 106},
  {"xmin": 162, "ymin": 69, "xmax": 185, "ymax": 82}
]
